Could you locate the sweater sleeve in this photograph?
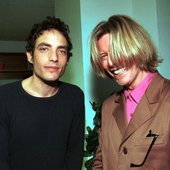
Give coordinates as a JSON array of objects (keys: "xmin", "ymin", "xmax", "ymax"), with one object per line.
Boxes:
[
  {"xmin": 64, "ymin": 90, "xmax": 85, "ymax": 170},
  {"xmin": 0, "ymin": 99, "xmax": 11, "ymax": 170}
]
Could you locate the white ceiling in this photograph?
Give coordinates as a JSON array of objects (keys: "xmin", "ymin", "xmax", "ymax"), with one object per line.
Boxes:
[{"xmin": 0, "ymin": 0, "xmax": 55, "ymax": 41}]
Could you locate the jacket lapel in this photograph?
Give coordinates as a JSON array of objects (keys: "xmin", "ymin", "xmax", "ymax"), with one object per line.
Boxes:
[
  {"xmin": 122, "ymin": 94, "xmax": 152, "ymax": 143},
  {"xmin": 113, "ymin": 92, "xmax": 127, "ymax": 137},
  {"xmin": 114, "ymin": 73, "xmax": 164, "ymax": 145}
]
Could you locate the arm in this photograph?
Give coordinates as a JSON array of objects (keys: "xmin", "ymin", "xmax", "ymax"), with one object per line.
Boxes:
[
  {"xmin": 0, "ymin": 101, "xmax": 11, "ymax": 170},
  {"xmin": 64, "ymin": 91, "xmax": 85, "ymax": 170}
]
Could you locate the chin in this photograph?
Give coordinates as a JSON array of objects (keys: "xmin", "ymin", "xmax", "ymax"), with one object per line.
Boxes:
[
  {"xmin": 115, "ymin": 79, "xmax": 127, "ymax": 86},
  {"xmin": 43, "ymin": 76, "xmax": 59, "ymax": 82}
]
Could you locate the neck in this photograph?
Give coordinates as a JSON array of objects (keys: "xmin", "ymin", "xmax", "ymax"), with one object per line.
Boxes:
[
  {"xmin": 22, "ymin": 76, "xmax": 59, "ymax": 97},
  {"xmin": 126, "ymin": 71, "xmax": 150, "ymax": 92}
]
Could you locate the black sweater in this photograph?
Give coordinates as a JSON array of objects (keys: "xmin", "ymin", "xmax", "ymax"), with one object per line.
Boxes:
[{"xmin": 0, "ymin": 81, "xmax": 85, "ymax": 170}]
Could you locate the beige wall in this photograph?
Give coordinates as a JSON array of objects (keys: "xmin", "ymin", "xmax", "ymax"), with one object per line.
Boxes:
[{"xmin": 55, "ymin": 0, "xmax": 84, "ymax": 91}]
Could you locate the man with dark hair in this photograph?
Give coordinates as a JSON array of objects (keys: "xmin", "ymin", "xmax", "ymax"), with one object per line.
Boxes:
[{"xmin": 0, "ymin": 16, "xmax": 85, "ymax": 170}]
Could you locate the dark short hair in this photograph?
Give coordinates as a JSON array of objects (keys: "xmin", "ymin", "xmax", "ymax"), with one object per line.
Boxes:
[{"xmin": 25, "ymin": 16, "xmax": 73, "ymax": 58}]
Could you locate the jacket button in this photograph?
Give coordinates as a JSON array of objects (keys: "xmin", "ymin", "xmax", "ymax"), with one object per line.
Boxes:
[{"xmin": 123, "ymin": 147, "xmax": 128, "ymax": 155}]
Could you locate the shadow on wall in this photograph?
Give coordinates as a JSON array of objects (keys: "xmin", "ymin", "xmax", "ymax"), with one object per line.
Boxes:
[{"xmin": 90, "ymin": 71, "xmax": 121, "ymax": 103}]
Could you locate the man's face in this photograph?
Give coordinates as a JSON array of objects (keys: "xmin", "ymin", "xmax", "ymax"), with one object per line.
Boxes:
[
  {"xmin": 27, "ymin": 29, "xmax": 68, "ymax": 83},
  {"xmin": 97, "ymin": 33, "xmax": 145, "ymax": 90}
]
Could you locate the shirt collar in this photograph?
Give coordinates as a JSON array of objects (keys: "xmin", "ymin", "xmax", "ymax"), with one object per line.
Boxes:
[{"xmin": 124, "ymin": 72, "xmax": 156, "ymax": 103}]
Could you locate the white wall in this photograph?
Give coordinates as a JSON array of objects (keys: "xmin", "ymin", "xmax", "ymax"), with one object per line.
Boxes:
[
  {"xmin": 55, "ymin": 0, "xmax": 84, "ymax": 90},
  {"xmin": 132, "ymin": 0, "xmax": 159, "ymax": 48},
  {"xmin": 156, "ymin": 0, "xmax": 170, "ymax": 78}
]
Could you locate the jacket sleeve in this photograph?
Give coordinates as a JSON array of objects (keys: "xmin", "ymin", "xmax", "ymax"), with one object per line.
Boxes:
[
  {"xmin": 64, "ymin": 90, "xmax": 85, "ymax": 170},
  {"xmin": 0, "ymin": 101, "xmax": 11, "ymax": 170},
  {"xmin": 92, "ymin": 128, "xmax": 103, "ymax": 170}
]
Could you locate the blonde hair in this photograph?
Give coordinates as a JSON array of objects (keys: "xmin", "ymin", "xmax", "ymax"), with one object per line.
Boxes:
[{"xmin": 90, "ymin": 15, "xmax": 162, "ymax": 78}]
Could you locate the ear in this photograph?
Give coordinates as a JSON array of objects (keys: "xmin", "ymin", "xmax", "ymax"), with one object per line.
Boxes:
[
  {"xmin": 67, "ymin": 57, "xmax": 70, "ymax": 64},
  {"xmin": 26, "ymin": 52, "xmax": 33, "ymax": 64}
]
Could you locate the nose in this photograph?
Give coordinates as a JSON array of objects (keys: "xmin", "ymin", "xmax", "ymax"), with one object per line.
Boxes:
[
  {"xmin": 49, "ymin": 51, "xmax": 58, "ymax": 62},
  {"xmin": 107, "ymin": 56, "xmax": 113, "ymax": 67}
]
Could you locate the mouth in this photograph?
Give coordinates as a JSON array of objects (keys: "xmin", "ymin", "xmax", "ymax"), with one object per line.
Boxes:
[
  {"xmin": 111, "ymin": 67, "xmax": 126, "ymax": 75},
  {"xmin": 45, "ymin": 66, "xmax": 60, "ymax": 72}
]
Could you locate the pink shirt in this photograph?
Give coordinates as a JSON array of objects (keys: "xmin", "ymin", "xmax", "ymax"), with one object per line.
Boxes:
[{"xmin": 124, "ymin": 72, "xmax": 156, "ymax": 123}]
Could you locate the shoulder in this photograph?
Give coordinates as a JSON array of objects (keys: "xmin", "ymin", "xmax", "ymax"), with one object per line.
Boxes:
[
  {"xmin": 58, "ymin": 81, "xmax": 84, "ymax": 97},
  {"xmin": 103, "ymin": 88, "xmax": 124, "ymax": 107},
  {"xmin": 162, "ymin": 76, "xmax": 170, "ymax": 95},
  {"xmin": 59, "ymin": 81, "xmax": 83, "ymax": 93},
  {"xmin": 0, "ymin": 81, "xmax": 21, "ymax": 94},
  {"xmin": 162, "ymin": 76, "xmax": 170, "ymax": 87},
  {"xmin": 58, "ymin": 82, "xmax": 85, "ymax": 110},
  {"xmin": 0, "ymin": 81, "xmax": 21, "ymax": 105},
  {"xmin": 153, "ymin": 73, "xmax": 170, "ymax": 92}
]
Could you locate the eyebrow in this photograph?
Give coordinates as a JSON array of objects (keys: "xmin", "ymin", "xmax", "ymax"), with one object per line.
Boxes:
[
  {"xmin": 99, "ymin": 52, "xmax": 107, "ymax": 56},
  {"xmin": 37, "ymin": 42, "xmax": 68, "ymax": 49},
  {"xmin": 37, "ymin": 42, "xmax": 51, "ymax": 48}
]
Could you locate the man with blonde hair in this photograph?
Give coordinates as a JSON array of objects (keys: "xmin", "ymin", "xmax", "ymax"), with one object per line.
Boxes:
[{"xmin": 90, "ymin": 14, "xmax": 170, "ymax": 169}]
